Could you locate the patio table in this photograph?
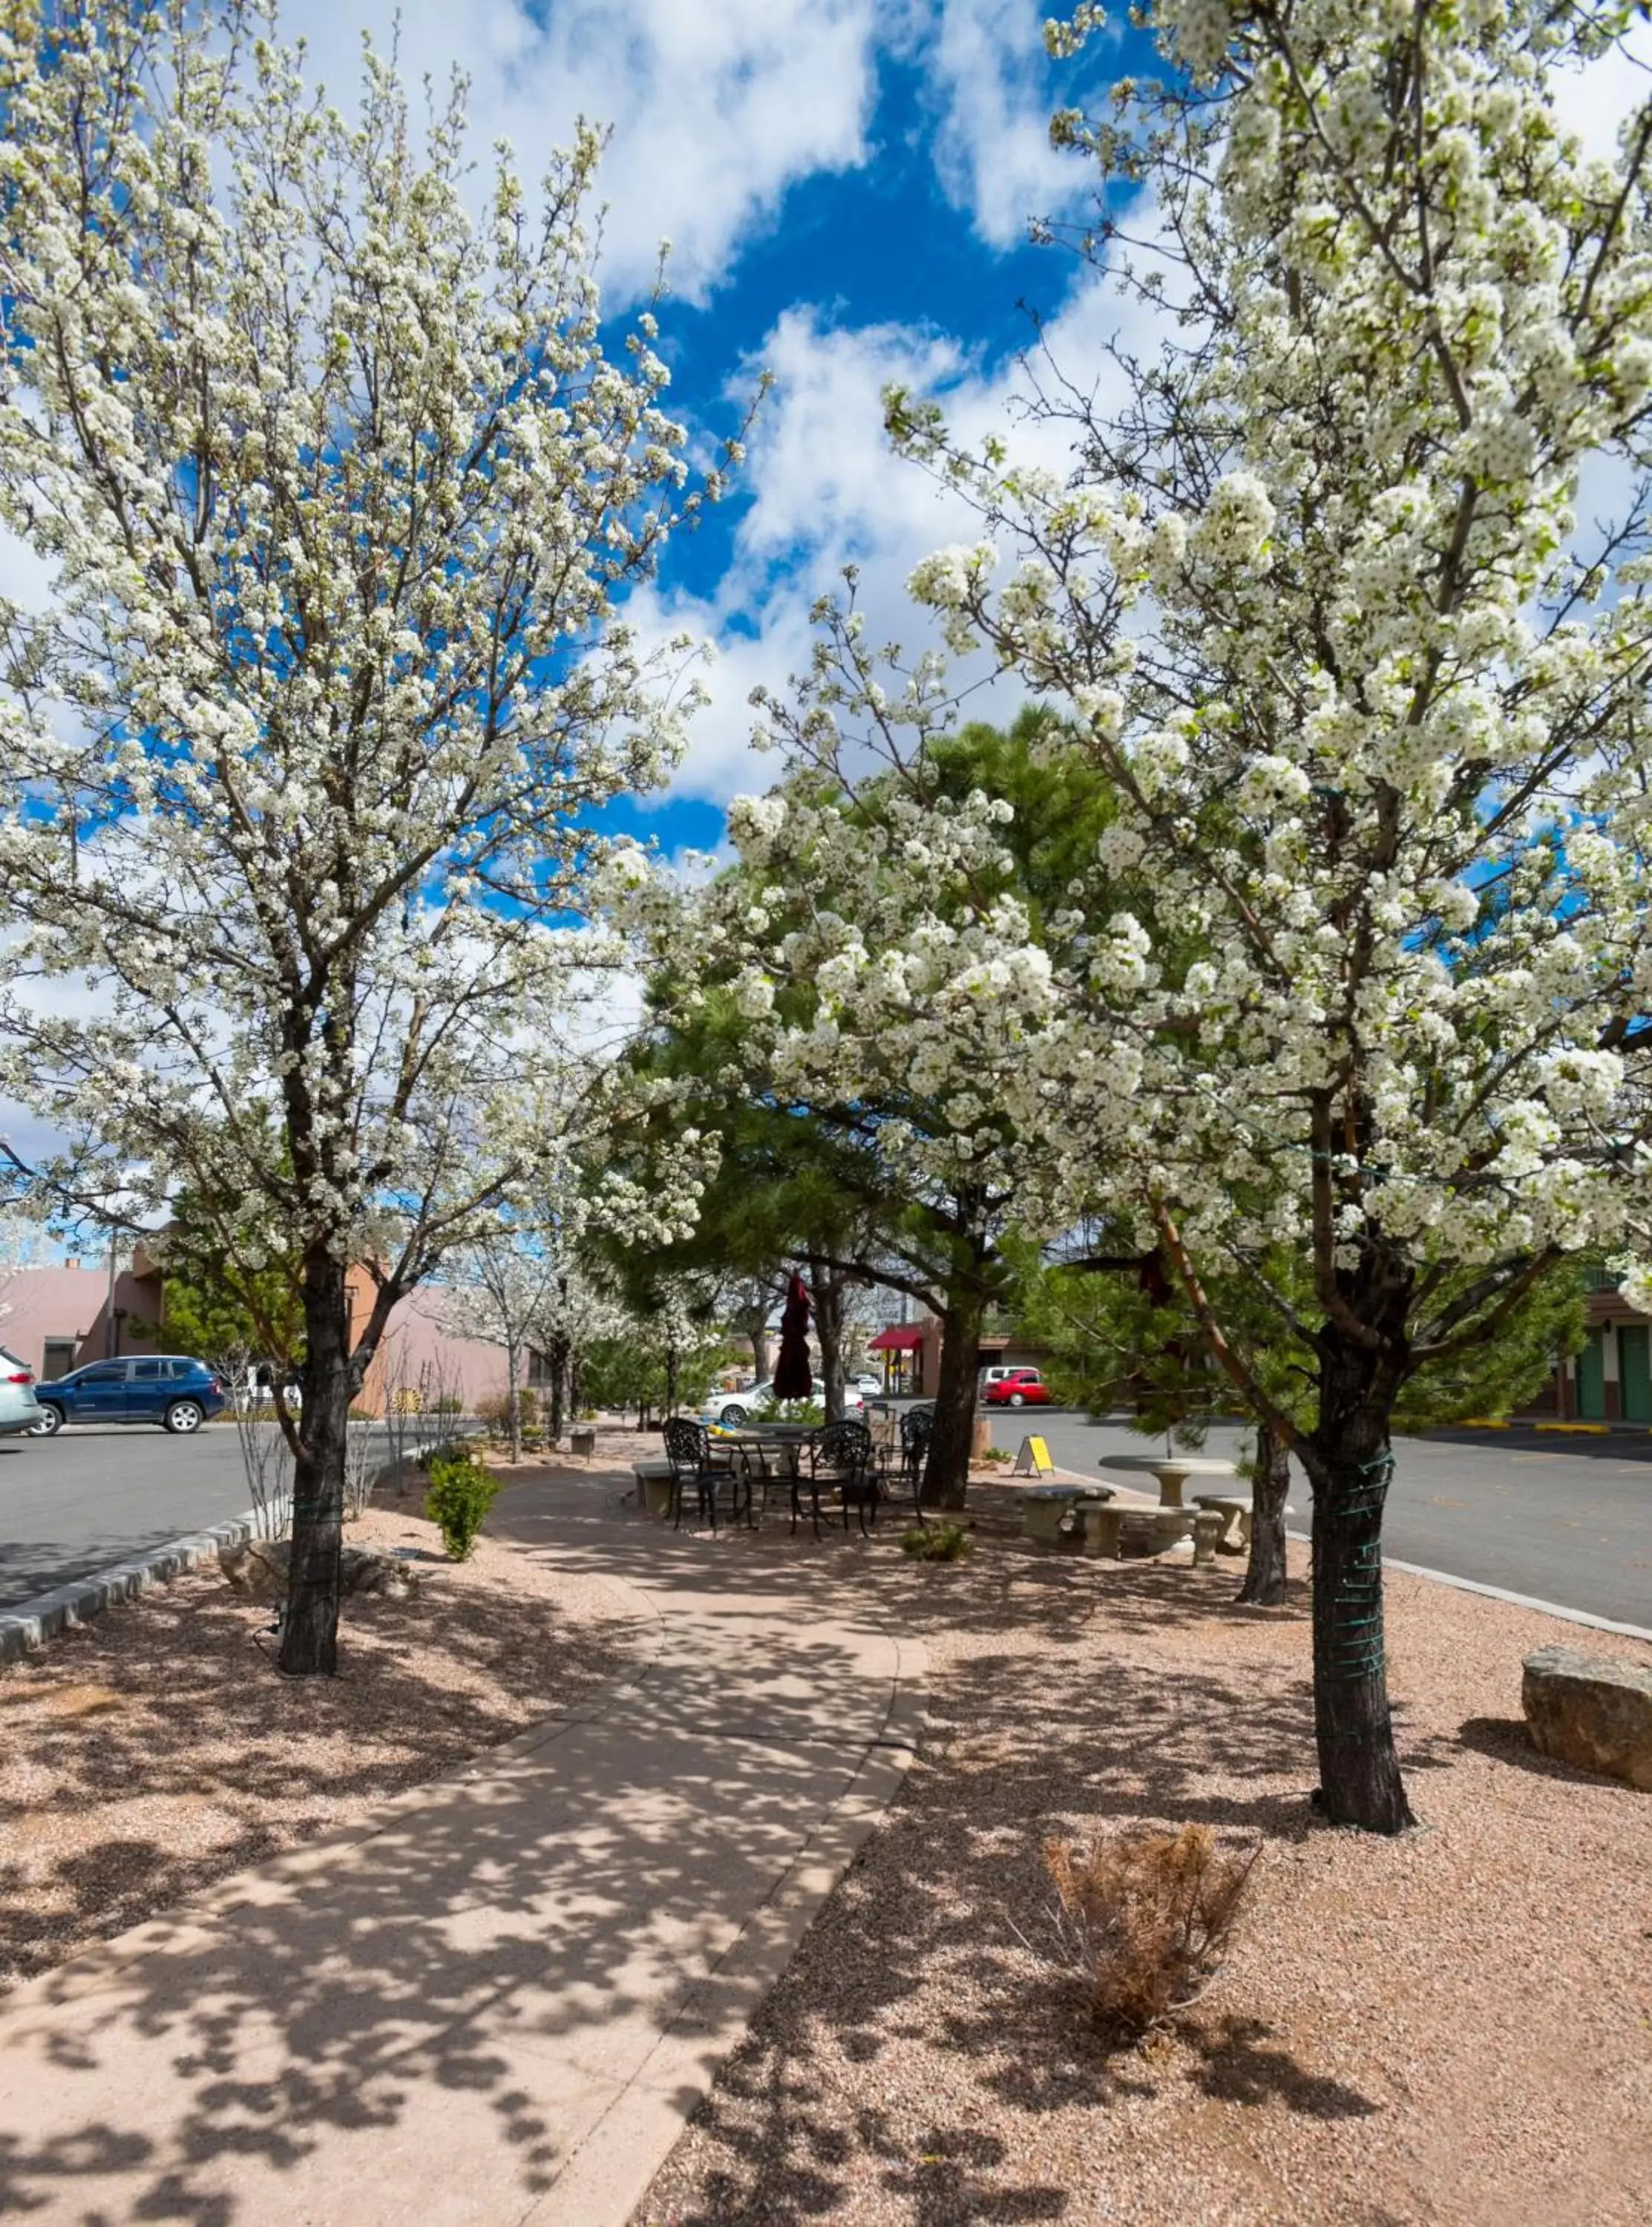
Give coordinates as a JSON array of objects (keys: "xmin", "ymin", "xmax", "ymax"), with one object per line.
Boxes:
[
  {"xmin": 1094, "ymin": 1452, "xmax": 1239, "ymax": 1510},
  {"xmin": 709, "ymin": 1428, "xmax": 810, "ymax": 1514}
]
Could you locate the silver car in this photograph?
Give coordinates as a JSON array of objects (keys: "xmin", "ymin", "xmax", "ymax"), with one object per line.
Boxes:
[{"xmin": 0, "ymin": 1344, "xmax": 44, "ymax": 1437}]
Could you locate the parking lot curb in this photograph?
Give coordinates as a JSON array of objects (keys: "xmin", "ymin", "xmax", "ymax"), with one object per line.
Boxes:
[
  {"xmin": 0, "ymin": 1510, "xmax": 257, "ymax": 1664},
  {"xmin": 0, "ymin": 1431, "xmax": 458, "ymax": 1664}
]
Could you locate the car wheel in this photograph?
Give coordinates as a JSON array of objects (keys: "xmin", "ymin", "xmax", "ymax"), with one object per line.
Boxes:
[
  {"xmin": 163, "ymin": 1399, "xmax": 204, "ymax": 1434},
  {"xmin": 721, "ymin": 1404, "xmax": 748, "ymax": 1428},
  {"xmin": 1008, "ymin": 1392, "xmax": 1026, "ymax": 1407},
  {"xmin": 30, "ymin": 1403, "xmax": 64, "ymax": 1436}
]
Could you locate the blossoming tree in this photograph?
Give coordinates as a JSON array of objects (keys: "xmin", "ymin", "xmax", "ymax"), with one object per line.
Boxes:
[
  {"xmin": 890, "ymin": 0, "xmax": 1652, "ymax": 1825},
  {"xmin": 613, "ymin": 703, "xmax": 1129, "ymax": 1502},
  {"xmin": 0, "ymin": 5, "xmax": 722, "ymax": 1672}
]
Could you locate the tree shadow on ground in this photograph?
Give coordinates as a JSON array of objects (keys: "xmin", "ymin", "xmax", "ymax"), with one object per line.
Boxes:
[
  {"xmin": 574, "ymin": 1475, "xmax": 1358, "ymax": 2222},
  {"xmin": 0, "ymin": 1459, "xmax": 1397, "ymax": 2226},
  {"xmin": 0, "ymin": 1538, "xmax": 640, "ymax": 1991}
]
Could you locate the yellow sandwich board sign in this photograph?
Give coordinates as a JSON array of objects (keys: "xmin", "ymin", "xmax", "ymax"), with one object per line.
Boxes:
[{"xmin": 1013, "ymin": 1436, "xmax": 1054, "ymax": 1478}]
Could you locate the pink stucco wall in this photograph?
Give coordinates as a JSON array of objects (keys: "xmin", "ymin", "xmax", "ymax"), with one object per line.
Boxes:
[
  {"xmin": 0, "ymin": 1263, "xmax": 509, "ymax": 1413},
  {"xmin": 0, "ymin": 1263, "xmax": 163, "ymax": 1378}
]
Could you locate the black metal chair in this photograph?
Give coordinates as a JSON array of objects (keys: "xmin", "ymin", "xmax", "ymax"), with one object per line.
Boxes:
[
  {"xmin": 883, "ymin": 1404, "xmax": 933, "ymax": 1525},
  {"xmin": 662, "ymin": 1418, "xmax": 750, "ymax": 1532},
  {"xmin": 796, "ymin": 1419, "xmax": 878, "ymax": 1538}
]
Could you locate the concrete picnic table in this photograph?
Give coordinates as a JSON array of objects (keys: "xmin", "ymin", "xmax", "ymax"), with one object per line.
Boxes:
[
  {"xmin": 1095, "ymin": 1452, "xmax": 1239, "ymax": 1509},
  {"xmin": 1018, "ymin": 1481, "xmax": 1116, "ymax": 1549}
]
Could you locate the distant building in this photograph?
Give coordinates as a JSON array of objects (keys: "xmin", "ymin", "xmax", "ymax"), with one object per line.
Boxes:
[
  {"xmin": 0, "ymin": 1249, "xmax": 510, "ymax": 1418},
  {"xmin": 1537, "ymin": 1271, "xmax": 1652, "ymax": 1424},
  {"xmin": 866, "ymin": 1309, "xmax": 1045, "ymax": 1397}
]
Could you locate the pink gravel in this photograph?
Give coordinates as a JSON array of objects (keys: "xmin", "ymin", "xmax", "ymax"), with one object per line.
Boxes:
[{"xmin": 633, "ymin": 1492, "xmax": 1652, "ymax": 2227}]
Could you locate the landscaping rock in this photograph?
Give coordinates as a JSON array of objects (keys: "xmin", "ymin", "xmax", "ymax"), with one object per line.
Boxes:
[
  {"xmin": 1521, "ymin": 1644, "xmax": 1652, "ymax": 1790},
  {"xmin": 218, "ymin": 1538, "xmax": 422, "ymax": 1603}
]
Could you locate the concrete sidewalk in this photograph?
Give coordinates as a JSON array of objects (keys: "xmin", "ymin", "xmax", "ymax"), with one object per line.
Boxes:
[{"xmin": 0, "ymin": 1468, "xmax": 925, "ymax": 2226}]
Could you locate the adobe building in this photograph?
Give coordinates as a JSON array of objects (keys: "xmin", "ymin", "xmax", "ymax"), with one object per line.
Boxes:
[{"xmin": 0, "ymin": 1249, "xmax": 511, "ymax": 1417}]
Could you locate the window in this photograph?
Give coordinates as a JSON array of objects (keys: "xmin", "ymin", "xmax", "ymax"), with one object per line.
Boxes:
[
  {"xmin": 133, "ymin": 1360, "xmax": 164, "ymax": 1381},
  {"xmin": 170, "ymin": 1360, "xmax": 200, "ymax": 1379},
  {"xmin": 80, "ymin": 1362, "xmax": 126, "ymax": 1384}
]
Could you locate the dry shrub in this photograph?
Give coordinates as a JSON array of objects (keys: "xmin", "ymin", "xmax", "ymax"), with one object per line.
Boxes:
[{"xmin": 1042, "ymin": 1823, "xmax": 1259, "ymax": 2040}]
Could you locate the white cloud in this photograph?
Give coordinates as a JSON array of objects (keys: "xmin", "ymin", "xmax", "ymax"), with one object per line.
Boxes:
[
  {"xmin": 922, "ymin": 0, "xmax": 1090, "ymax": 248},
  {"xmin": 277, "ymin": 0, "xmax": 884, "ymax": 305}
]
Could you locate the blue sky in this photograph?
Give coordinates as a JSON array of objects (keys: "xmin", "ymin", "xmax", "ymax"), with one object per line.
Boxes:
[{"xmin": 268, "ymin": 0, "xmax": 1147, "ymax": 861}]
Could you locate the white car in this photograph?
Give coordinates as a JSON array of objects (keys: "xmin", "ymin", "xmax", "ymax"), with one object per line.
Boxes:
[
  {"xmin": 0, "ymin": 1344, "xmax": 44, "ymax": 1438},
  {"xmin": 703, "ymin": 1379, "xmax": 865, "ymax": 1428}
]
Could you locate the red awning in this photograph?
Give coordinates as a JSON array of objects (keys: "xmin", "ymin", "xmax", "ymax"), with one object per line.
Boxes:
[{"xmin": 868, "ymin": 1324, "xmax": 925, "ymax": 1353}]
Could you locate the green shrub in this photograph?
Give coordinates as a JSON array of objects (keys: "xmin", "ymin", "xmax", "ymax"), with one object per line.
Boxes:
[
  {"xmin": 901, "ymin": 1522, "xmax": 973, "ymax": 1562},
  {"xmin": 425, "ymin": 1445, "xmax": 500, "ymax": 1561},
  {"xmin": 430, "ymin": 1393, "xmax": 465, "ymax": 1415}
]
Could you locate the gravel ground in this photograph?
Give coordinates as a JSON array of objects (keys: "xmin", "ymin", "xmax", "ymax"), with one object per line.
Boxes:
[
  {"xmin": 0, "ymin": 1472, "xmax": 643, "ymax": 1992},
  {"xmin": 633, "ymin": 1483, "xmax": 1652, "ymax": 2227}
]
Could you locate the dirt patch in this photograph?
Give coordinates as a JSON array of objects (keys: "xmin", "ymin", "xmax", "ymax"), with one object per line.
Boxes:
[
  {"xmin": 632, "ymin": 1501, "xmax": 1652, "ymax": 2227},
  {"xmin": 0, "ymin": 1492, "xmax": 643, "ymax": 1992}
]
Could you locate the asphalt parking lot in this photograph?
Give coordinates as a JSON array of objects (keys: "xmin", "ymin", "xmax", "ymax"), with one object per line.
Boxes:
[
  {"xmin": 1007, "ymin": 1410, "xmax": 1652, "ymax": 1631},
  {"xmin": 0, "ymin": 1423, "xmax": 272, "ymax": 1609},
  {"xmin": 4, "ymin": 1407, "xmax": 1649, "ymax": 1632}
]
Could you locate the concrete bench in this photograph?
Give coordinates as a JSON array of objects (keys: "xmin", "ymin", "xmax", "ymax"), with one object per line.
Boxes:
[
  {"xmin": 1190, "ymin": 1494, "xmax": 1297, "ymax": 1554},
  {"xmin": 1082, "ymin": 1500, "xmax": 1193, "ymax": 1560},
  {"xmin": 632, "ymin": 1459, "xmax": 675, "ymax": 1518},
  {"xmin": 1020, "ymin": 1483, "xmax": 1115, "ymax": 1551}
]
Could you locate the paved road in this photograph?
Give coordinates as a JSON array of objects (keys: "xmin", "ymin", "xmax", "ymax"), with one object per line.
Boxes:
[
  {"xmin": 991, "ymin": 1409, "xmax": 1652, "ymax": 1630},
  {"xmin": 0, "ymin": 1425, "xmax": 268, "ymax": 1608},
  {"xmin": 6, "ymin": 1407, "xmax": 1650, "ymax": 1631}
]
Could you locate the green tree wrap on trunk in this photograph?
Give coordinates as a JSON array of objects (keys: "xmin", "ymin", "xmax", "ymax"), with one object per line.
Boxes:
[{"xmin": 1308, "ymin": 1411, "xmax": 1413, "ymax": 1833}]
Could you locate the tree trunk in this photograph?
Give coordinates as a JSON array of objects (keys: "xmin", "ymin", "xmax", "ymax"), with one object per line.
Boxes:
[
  {"xmin": 810, "ymin": 1259, "xmax": 846, "ymax": 1422},
  {"xmin": 1238, "ymin": 1420, "xmax": 1291, "ymax": 1606},
  {"xmin": 665, "ymin": 1343, "xmax": 678, "ymax": 1419},
  {"xmin": 279, "ymin": 1249, "xmax": 352, "ymax": 1676},
  {"xmin": 750, "ymin": 1324, "xmax": 770, "ymax": 1381},
  {"xmin": 506, "ymin": 1335, "xmax": 522, "ymax": 1464},
  {"xmin": 1307, "ymin": 1333, "xmax": 1415, "ymax": 1833},
  {"xmin": 922, "ymin": 1283, "xmax": 984, "ymax": 1511},
  {"xmin": 548, "ymin": 1332, "xmax": 569, "ymax": 1445}
]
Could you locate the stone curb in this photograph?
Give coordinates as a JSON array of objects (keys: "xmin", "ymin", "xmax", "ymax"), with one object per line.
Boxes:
[
  {"xmin": 0, "ymin": 1512, "xmax": 257, "ymax": 1664},
  {"xmin": 1283, "ymin": 1527, "xmax": 1652, "ymax": 1646},
  {"xmin": 0, "ymin": 1436, "xmax": 453, "ymax": 1664}
]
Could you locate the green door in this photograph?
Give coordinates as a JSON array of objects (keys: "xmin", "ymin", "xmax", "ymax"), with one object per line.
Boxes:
[
  {"xmin": 1619, "ymin": 1324, "xmax": 1652, "ymax": 1423},
  {"xmin": 1576, "ymin": 1328, "xmax": 1606, "ymax": 1420}
]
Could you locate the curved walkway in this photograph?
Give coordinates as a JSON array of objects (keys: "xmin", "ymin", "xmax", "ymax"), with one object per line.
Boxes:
[{"xmin": 0, "ymin": 1465, "xmax": 926, "ymax": 2226}]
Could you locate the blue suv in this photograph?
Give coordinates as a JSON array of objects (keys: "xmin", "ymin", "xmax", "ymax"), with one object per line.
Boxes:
[{"xmin": 31, "ymin": 1355, "xmax": 227, "ymax": 1436}]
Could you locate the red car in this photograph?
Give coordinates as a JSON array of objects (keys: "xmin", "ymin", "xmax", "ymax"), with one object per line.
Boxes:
[{"xmin": 982, "ymin": 1368, "xmax": 1051, "ymax": 1407}]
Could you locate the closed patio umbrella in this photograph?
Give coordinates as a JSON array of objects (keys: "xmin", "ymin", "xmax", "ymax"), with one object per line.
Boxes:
[{"xmin": 772, "ymin": 1272, "xmax": 813, "ymax": 1402}]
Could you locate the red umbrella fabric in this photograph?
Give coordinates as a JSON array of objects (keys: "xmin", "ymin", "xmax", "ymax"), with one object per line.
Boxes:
[{"xmin": 772, "ymin": 1272, "xmax": 813, "ymax": 1402}]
